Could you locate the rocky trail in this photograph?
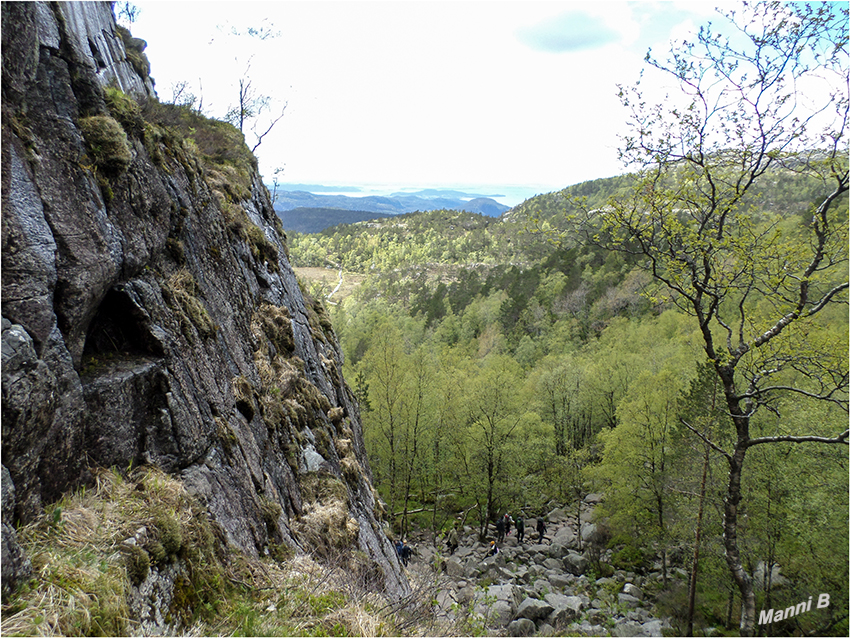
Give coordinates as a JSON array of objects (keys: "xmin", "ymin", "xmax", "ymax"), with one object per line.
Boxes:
[{"xmin": 398, "ymin": 497, "xmax": 676, "ymax": 637}]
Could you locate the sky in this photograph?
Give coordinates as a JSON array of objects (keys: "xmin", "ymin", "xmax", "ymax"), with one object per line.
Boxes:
[{"xmin": 129, "ymin": 1, "xmax": 731, "ymax": 202}]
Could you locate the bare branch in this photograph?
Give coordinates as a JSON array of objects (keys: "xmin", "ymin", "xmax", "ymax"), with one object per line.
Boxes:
[
  {"xmin": 747, "ymin": 430, "xmax": 849, "ymax": 447},
  {"xmin": 251, "ymin": 104, "xmax": 287, "ymax": 154},
  {"xmin": 681, "ymin": 419, "xmax": 731, "ymax": 461},
  {"xmin": 736, "ymin": 384, "xmax": 849, "ymax": 410},
  {"xmin": 805, "ymin": 281, "xmax": 850, "ymax": 318}
]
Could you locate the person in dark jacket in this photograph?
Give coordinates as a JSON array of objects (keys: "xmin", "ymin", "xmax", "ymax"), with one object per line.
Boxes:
[
  {"xmin": 536, "ymin": 516, "xmax": 547, "ymax": 543},
  {"xmin": 495, "ymin": 516, "xmax": 506, "ymax": 543},
  {"xmin": 447, "ymin": 523, "xmax": 459, "ymax": 554},
  {"xmin": 516, "ymin": 516, "xmax": 525, "ymax": 543},
  {"xmin": 400, "ymin": 540, "xmax": 412, "ymax": 565}
]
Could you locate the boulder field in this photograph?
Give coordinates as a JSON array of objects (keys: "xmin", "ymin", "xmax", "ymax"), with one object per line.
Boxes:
[{"xmin": 405, "ymin": 498, "xmax": 676, "ymax": 637}]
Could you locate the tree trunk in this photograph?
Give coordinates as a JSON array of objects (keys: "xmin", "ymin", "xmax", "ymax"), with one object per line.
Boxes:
[
  {"xmin": 687, "ymin": 442, "xmax": 710, "ymax": 636},
  {"xmin": 724, "ymin": 444, "xmax": 756, "ymax": 636}
]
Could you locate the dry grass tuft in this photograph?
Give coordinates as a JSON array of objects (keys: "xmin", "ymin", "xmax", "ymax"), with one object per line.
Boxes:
[
  {"xmin": 162, "ymin": 269, "xmax": 217, "ymax": 342},
  {"xmin": 1, "ymin": 466, "xmax": 415, "ymax": 637},
  {"xmin": 0, "ymin": 467, "xmax": 199, "ymax": 636}
]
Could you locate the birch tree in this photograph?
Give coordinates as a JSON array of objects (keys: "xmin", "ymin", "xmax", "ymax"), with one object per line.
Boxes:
[{"xmin": 574, "ymin": 3, "xmax": 848, "ymax": 633}]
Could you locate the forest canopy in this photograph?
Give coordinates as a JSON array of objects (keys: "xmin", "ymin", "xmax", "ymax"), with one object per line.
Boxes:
[{"xmin": 289, "ymin": 3, "xmax": 848, "ymax": 636}]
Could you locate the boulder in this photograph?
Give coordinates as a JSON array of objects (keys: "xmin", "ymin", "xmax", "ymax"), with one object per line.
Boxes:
[
  {"xmin": 484, "ymin": 564, "xmax": 515, "ymax": 584},
  {"xmin": 512, "ymin": 564, "xmax": 530, "ymax": 583},
  {"xmin": 455, "ymin": 545, "xmax": 473, "ymax": 559},
  {"xmin": 580, "ymin": 523, "xmax": 598, "ymax": 543},
  {"xmin": 542, "ymin": 557, "xmax": 562, "ymax": 571},
  {"xmin": 596, "ymin": 576, "xmax": 618, "ymax": 588},
  {"xmin": 544, "ymin": 592, "xmax": 584, "ymax": 625},
  {"xmin": 487, "ymin": 583, "xmax": 519, "ymax": 606},
  {"xmin": 577, "ymin": 621, "xmax": 609, "ymax": 635},
  {"xmin": 507, "ymin": 618, "xmax": 536, "ymax": 636},
  {"xmin": 456, "ymin": 585, "xmax": 475, "ymax": 605},
  {"xmin": 515, "ymin": 597, "xmax": 555, "ymax": 622},
  {"xmin": 586, "ymin": 608, "xmax": 608, "ymax": 624},
  {"xmin": 486, "ymin": 600, "xmax": 515, "ymax": 626},
  {"xmin": 563, "ymin": 551, "xmax": 588, "ymax": 575},
  {"xmin": 528, "ymin": 563, "xmax": 547, "ymax": 579},
  {"xmin": 530, "ymin": 578, "xmax": 552, "ymax": 597},
  {"xmin": 618, "ymin": 593, "xmax": 643, "ymax": 608},
  {"xmin": 613, "ymin": 620, "xmax": 646, "ymax": 637},
  {"xmin": 445, "ymin": 557, "xmax": 464, "ymax": 578},
  {"xmin": 435, "ymin": 589, "xmax": 457, "ymax": 614},
  {"xmin": 551, "ymin": 525, "xmax": 577, "ymax": 551},
  {"xmin": 753, "ymin": 561, "xmax": 790, "ymax": 590},
  {"xmin": 544, "ymin": 592, "xmax": 583, "ymax": 612},
  {"xmin": 623, "ymin": 582, "xmax": 644, "ymax": 600},
  {"xmin": 547, "ymin": 508, "xmax": 567, "ymax": 522},
  {"xmin": 548, "ymin": 571, "xmax": 573, "ymax": 589}
]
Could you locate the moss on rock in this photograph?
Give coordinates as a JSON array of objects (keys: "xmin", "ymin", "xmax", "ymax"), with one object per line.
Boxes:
[
  {"xmin": 123, "ymin": 543, "xmax": 150, "ymax": 586},
  {"xmin": 79, "ymin": 114, "xmax": 132, "ymax": 176}
]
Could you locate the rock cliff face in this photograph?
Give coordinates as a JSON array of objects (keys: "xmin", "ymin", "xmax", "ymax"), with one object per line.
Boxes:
[{"xmin": 2, "ymin": 0, "xmax": 407, "ymax": 604}]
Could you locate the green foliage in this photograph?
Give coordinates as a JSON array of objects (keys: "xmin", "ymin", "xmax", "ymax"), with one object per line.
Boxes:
[
  {"xmin": 286, "ymin": 146, "xmax": 847, "ymax": 636},
  {"xmin": 104, "ymin": 85, "xmax": 145, "ymax": 137},
  {"xmin": 610, "ymin": 543, "xmax": 645, "ymax": 573},
  {"xmin": 143, "ymin": 100, "xmax": 256, "ymax": 175}
]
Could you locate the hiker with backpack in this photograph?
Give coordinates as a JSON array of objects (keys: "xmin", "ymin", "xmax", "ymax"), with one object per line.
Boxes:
[{"xmin": 536, "ymin": 516, "xmax": 547, "ymax": 543}]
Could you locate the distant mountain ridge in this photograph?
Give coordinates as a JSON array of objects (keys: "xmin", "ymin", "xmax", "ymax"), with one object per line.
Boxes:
[
  {"xmin": 279, "ymin": 207, "xmax": 394, "ymax": 234},
  {"xmin": 271, "ymin": 187, "xmax": 511, "ymax": 218}
]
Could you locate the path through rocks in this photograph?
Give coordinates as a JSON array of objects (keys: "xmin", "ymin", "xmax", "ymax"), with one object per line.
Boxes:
[{"xmin": 400, "ymin": 498, "xmax": 675, "ymax": 637}]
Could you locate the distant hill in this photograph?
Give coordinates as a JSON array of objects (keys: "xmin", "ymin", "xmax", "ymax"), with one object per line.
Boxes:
[
  {"xmin": 272, "ymin": 189, "xmax": 510, "ymax": 219},
  {"xmin": 278, "ymin": 207, "xmax": 393, "ymax": 234}
]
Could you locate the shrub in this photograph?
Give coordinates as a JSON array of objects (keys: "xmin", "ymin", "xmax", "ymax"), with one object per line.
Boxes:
[
  {"xmin": 79, "ymin": 114, "xmax": 132, "ymax": 176},
  {"xmin": 611, "ymin": 544, "xmax": 645, "ymax": 572}
]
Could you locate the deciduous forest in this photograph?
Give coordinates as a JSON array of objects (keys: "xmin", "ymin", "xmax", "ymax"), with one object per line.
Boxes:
[{"xmin": 289, "ymin": 3, "xmax": 849, "ymax": 635}]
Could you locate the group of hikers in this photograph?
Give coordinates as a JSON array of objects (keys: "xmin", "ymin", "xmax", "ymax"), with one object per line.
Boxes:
[
  {"xmin": 396, "ymin": 511, "xmax": 549, "ymax": 567},
  {"xmin": 446, "ymin": 512, "xmax": 548, "ymax": 558}
]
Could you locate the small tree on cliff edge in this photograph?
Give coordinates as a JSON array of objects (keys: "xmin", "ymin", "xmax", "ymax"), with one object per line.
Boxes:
[{"xmin": 571, "ymin": 3, "xmax": 847, "ymax": 635}]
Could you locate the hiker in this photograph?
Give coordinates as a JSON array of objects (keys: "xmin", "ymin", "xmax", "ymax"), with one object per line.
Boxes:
[
  {"xmin": 536, "ymin": 516, "xmax": 547, "ymax": 543},
  {"xmin": 495, "ymin": 515, "xmax": 505, "ymax": 543},
  {"xmin": 400, "ymin": 540, "xmax": 412, "ymax": 566},
  {"xmin": 447, "ymin": 522, "xmax": 459, "ymax": 554},
  {"xmin": 486, "ymin": 540, "xmax": 499, "ymax": 557},
  {"xmin": 516, "ymin": 515, "xmax": 525, "ymax": 543},
  {"xmin": 504, "ymin": 513, "xmax": 513, "ymax": 536},
  {"xmin": 395, "ymin": 539, "xmax": 404, "ymax": 562}
]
